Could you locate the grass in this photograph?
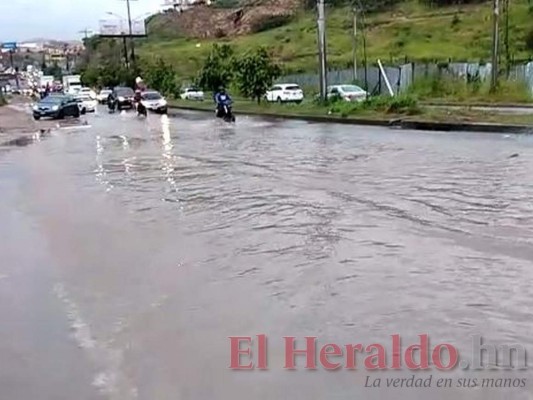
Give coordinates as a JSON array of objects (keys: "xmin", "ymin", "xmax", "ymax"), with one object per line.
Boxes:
[
  {"xmin": 169, "ymin": 96, "xmax": 533, "ymax": 126},
  {"xmin": 408, "ymin": 76, "xmax": 533, "ymax": 104},
  {"xmin": 139, "ymin": 0, "xmax": 533, "ymax": 79}
]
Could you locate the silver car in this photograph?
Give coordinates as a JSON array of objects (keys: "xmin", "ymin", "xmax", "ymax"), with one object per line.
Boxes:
[
  {"xmin": 180, "ymin": 87, "xmax": 204, "ymax": 101},
  {"xmin": 327, "ymin": 84, "xmax": 368, "ymax": 102}
]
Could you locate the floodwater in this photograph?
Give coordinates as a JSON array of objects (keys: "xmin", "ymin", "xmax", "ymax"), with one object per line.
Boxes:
[{"xmin": 1, "ymin": 107, "xmax": 533, "ymax": 400}]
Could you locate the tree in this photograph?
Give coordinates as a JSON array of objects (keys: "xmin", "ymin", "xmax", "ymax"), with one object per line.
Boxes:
[
  {"xmin": 143, "ymin": 58, "xmax": 179, "ymax": 97},
  {"xmin": 43, "ymin": 62, "xmax": 63, "ymax": 79},
  {"xmin": 196, "ymin": 44, "xmax": 235, "ymax": 94},
  {"xmin": 233, "ymin": 47, "xmax": 281, "ymax": 104}
]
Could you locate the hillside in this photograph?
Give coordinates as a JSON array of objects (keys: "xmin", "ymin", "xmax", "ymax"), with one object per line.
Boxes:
[{"xmin": 139, "ymin": 0, "xmax": 532, "ymax": 78}]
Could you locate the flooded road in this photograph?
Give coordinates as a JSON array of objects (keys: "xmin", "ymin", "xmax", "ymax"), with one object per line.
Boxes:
[{"xmin": 1, "ymin": 107, "xmax": 533, "ymax": 399}]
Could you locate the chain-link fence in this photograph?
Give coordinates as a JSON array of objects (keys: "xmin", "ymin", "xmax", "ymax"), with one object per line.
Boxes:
[{"xmin": 277, "ymin": 61, "xmax": 533, "ymax": 96}]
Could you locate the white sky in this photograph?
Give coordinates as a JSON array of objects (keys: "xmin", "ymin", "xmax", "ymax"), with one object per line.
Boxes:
[{"xmin": 0, "ymin": 0, "xmax": 163, "ymax": 41}]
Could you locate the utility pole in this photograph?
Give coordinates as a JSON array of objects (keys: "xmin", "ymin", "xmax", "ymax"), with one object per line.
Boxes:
[
  {"xmin": 317, "ymin": 0, "xmax": 327, "ymax": 101},
  {"xmin": 352, "ymin": 7, "xmax": 357, "ymax": 82},
  {"xmin": 503, "ymin": 0, "xmax": 510, "ymax": 77},
  {"xmin": 126, "ymin": 0, "xmax": 135, "ymax": 64},
  {"xmin": 490, "ymin": 0, "xmax": 500, "ymax": 92},
  {"xmin": 122, "ymin": 37, "xmax": 129, "ymax": 68},
  {"xmin": 78, "ymin": 28, "xmax": 92, "ymax": 40}
]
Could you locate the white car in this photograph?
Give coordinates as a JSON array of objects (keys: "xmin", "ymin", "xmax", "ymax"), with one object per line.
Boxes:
[
  {"xmin": 327, "ymin": 84, "xmax": 368, "ymax": 102},
  {"xmin": 76, "ymin": 94, "xmax": 97, "ymax": 113},
  {"xmin": 97, "ymin": 89, "xmax": 112, "ymax": 103},
  {"xmin": 265, "ymin": 83, "xmax": 304, "ymax": 104},
  {"xmin": 78, "ymin": 87, "xmax": 97, "ymax": 100},
  {"xmin": 180, "ymin": 87, "xmax": 204, "ymax": 101},
  {"xmin": 141, "ymin": 90, "xmax": 168, "ymax": 114}
]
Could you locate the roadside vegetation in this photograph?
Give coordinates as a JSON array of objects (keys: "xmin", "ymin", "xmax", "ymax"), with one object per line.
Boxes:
[
  {"xmin": 138, "ymin": 0, "xmax": 533, "ymax": 77},
  {"xmin": 76, "ymin": 0, "xmax": 533, "ymax": 119},
  {"xmin": 170, "ymin": 95, "xmax": 533, "ymax": 125}
]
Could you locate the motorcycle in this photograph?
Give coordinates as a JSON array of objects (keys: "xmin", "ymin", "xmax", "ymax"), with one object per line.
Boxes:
[
  {"xmin": 216, "ymin": 103, "xmax": 235, "ymax": 123},
  {"xmin": 135, "ymin": 100, "xmax": 147, "ymax": 117},
  {"xmin": 107, "ymin": 97, "xmax": 117, "ymax": 113}
]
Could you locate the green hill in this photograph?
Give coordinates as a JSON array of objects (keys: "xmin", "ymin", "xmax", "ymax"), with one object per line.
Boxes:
[{"xmin": 138, "ymin": 0, "xmax": 533, "ymax": 79}]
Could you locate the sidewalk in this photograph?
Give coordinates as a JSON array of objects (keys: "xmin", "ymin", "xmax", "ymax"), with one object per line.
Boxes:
[{"xmin": 0, "ymin": 104, "xmax": 38, "ymax": 137}]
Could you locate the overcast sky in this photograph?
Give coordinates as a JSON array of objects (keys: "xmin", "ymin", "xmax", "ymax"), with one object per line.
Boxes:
[{"xmin": 0, "ymin": 0, "xmax": 162, "ymax": 42}]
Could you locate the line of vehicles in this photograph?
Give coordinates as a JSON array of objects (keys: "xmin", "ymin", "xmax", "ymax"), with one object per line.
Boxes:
[
  {"xmin": 153, "ymin": 83, "xmax": 368, "ymax": 104},
  {"xmin": 31, "ymin": 84, "xmax": 169, "ymax": 120},
  {"xmin": 31, "ymin": 78, "xmax": 368, "ymax": 122}
]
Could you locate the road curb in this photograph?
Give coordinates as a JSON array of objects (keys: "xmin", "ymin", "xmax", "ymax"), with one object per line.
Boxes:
[
  {"xmin": 168, "ymin": 105, "xmax": 533, "ymax": 134},
  {"xmin": 421, "ymin": 101, "xmax": 533, "ymax": 109}
]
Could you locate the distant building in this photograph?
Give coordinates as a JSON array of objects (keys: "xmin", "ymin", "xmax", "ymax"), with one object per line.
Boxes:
[{"xmin": 18, "ymin": 42, "xmax": 44, "ymax": 52}]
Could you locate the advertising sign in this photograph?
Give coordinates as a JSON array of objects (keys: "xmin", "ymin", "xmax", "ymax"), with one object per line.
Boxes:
[
  {"xmin": 98, "ymin": 19, "xmax": 146, "ymax": 37},
  {"xmin": 1, "ymin": 42, "xmax": 17, "ymax": 50}
]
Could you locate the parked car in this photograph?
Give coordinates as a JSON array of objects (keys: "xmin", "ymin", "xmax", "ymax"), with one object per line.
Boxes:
[
  {"xmin": 75, "ymin": 93, "xmax": 98, "ymax": 113},
  {"xmin": 180, "ymin": 87, "xmax": 204, "ymax": 101},
  {"xmin": 265, "ymin": 83, "xmax": 304, "ymax": 104},
  {"xmin": 327, "ymin": 84, "xmax": 368, "ymax": 102},
  {"xmin": 97, "ymin": 89, "xmax": 112, "ymax": 103},
  {"xmin": 32, "ymin": 94, "xmax": 80, "ymax": 120},
  {"xmin": 78, "ymin": 87, "xmax": 97, "ymax": 99},
  {"xmin": 112, "ymin": 86, "xmax": 135, "ymax": 110},
  {"xmin": 141, "ymin": 90, "xmax": 168, "ymax": 114}
]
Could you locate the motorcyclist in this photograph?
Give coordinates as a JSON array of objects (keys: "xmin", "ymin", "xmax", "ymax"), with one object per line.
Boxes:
[
  {"xmin": 107, "ymin": 91, "xmax": 116, "ymax": 111},
  {"xmin": 214, "ymin": 86, "xmax": 232, "ymax": 118},
  {"xmin": 134, "ymin": 89, "xmax": 142, "ymax": 104},
  {"xmin": 133, "ymin": 89, "xmax": 146, "ymax": 116}
]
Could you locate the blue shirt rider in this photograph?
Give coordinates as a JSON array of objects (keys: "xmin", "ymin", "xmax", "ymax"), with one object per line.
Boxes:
[{"xmin": 214, "ymin": 87, "xmax": 232, "ymax": 108}]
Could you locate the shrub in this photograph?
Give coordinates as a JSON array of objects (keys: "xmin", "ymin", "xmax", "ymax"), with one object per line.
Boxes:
[
  {"xmin": 250, "ymin": 15, "xmax": 294, "ymax": 33},
  {"xmin": 525, "ymin": 28, "xmax": 533, "ymax": 51}
]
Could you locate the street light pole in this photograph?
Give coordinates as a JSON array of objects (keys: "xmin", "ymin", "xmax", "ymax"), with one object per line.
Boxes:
[{"xmin": 317, "ymin": 0, "xmax": 327, "ymax": 101}]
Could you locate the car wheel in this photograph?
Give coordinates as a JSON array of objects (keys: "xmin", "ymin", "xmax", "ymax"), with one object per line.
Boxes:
[
  {"xmin": 277, "ymin": 97, "xmax": 283, "ymax": 104},
  {"xmin": 73, "ymin": 107, "xmax": 80, "ymax": 118},
  {"xmin": 295, "ymin": 100, "xmax": 302, "ymax": 104},
  {"xmin": 56, "ymin": 110, "xmax": 65, "ymax": 120},
  {"xmin": 33, "ymin": 115, "xmax": 41, "ymax": 121}
]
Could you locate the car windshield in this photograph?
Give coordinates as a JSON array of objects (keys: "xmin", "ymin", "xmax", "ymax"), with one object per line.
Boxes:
[
  {"xmin": 115, "ymin": 88, "xmax": 134, "ymax": 96},
  {"xmin": 143, "ymin": 92, "xmax": 162, "ymax": 100},
  {"xmin": 340, "ymin": 85, "xmax": 364, "ymax": 92},
  {"xmin": 40, "ymin": 96, "xmax": 63, "ymax": 104},
  {"xmin": 285, "ymin": 85, "xmax": 301, "ymax": 91},
  {"xmin": 78, "ymin": 95, "xmax": 91, "ymax": 101}
]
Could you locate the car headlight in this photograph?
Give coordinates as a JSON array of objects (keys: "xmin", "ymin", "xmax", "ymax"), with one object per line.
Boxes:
[
  {"xmin": 52, "ymin": 105, "xmax": 59, "ymax": 111},
  {"xmin": 118, "ymin": 96, "xmax": 125, "ymax": 101},
  {"xmin": 32, "ymin": 105, "xmax": 38, "ymax": 111},
  {"xmin": 160, "ymin": 99, "xmax": 167, "ymax": 106}
]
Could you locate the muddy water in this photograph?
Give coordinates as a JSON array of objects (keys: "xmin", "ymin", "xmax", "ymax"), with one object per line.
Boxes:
[{"xmin": 1, "ymin": 108, "xmax": 532, "ymax": 399}]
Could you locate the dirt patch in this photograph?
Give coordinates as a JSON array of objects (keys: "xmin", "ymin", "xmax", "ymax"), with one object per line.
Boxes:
[
  {"xmin": 0, "ymin": 100, "xmax": 59, "ymax": 145},
  {"xmin": 149, "ymin": 0, "xmax": 300, "ymax": 39}
]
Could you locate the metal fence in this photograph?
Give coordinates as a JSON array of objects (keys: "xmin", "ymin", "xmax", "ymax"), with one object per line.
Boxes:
[{"xmin": 277, "ymin": 61, "xmax": 533, "ymax": 95}]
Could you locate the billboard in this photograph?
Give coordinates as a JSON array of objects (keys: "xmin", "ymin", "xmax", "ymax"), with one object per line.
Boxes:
[
  {"xmin": 98, "ymin": 19, "xmax": 147, "ymax": 37},
  {"xmin": 1, "ymin": 42, "xmax": 17, "ymax": 50}
]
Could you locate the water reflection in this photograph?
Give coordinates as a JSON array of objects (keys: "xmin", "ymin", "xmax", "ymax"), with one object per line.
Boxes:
[
  {"xmin": 94, "ymin": 134, "xmax": 113, "ymax": 192},
  {"xmin": 160, "ymin": 115, "xmax": 178, "ymax": 202}
]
